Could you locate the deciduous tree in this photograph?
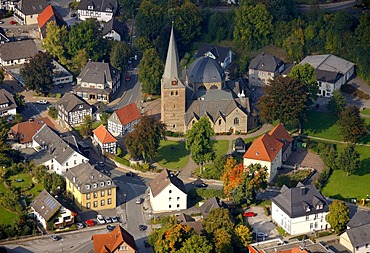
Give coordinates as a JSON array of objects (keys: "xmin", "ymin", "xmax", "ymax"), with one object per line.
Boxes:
[
  {"xmin": 43, "ymin": 21, "xmax": 68, "ymax": 64},
  {"xmin": 135, "ymin": 0, "xmax": 165, "ymax": 42},
  {"xmin": 327, "ymin": 90, "xmax": 346, "ymax": 115},
  {"xmin": 221, "ymin": 158, "xmax": 243, "ymax": 197},
  {"xmin": 234, "ymin": 224, "xmax": 253, "ymax": 249},
  {"xmin": 186, "ymin": 117, "xmax": 215, "ymax": 173},
  {"xmin": 80, "ymin": 115, "xmax": 93, "ymax": 138},
  {"xmin": 202, "ymin": 208, "xmax": 234, "ymax": 235},
  {"xmin": 326, "ymin": 200, "xmax": 350, "ymax": 233},
  {"xmin": 289, "ymin": 63, "xmax": 318, "ymax": 99},
  {"xmin": 214, "ymin": 228, "xmax": 233, "ymax": 253},
  {"xmin": 110, "ymin": 41, "xmax": 131, "ymax": 71},
  {"xmin": 338, "ymin": 105, "xmax": 367, "ymax": 143},
  {"xmin": 336, "ymin": 144, "xmax": 360, "ymax": 176},
  {"xmin": 178, "ymin": 234, "xmax": 213, "ymax": 253},
  {"xmin": 138, "ymin": 48, "xmax": 164, "ymax": 95}
]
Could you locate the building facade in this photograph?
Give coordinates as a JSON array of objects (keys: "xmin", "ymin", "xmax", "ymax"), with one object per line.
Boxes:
[
  {"xmin": 57, "ymin": 93, "xmax": 93, "ymax": 126},
  {"xmin": 0, "ymin": 88, "xmax": 17, "ymax": 117},
  {"xmin": 77, "ymin": 0, "xmax": 118, "ymax": 22},
  {"xmin": 93, "ymin": 124, "xmax": 117, "ymax": 154},
  {"xmin": 0, "ymin": 40, "xmax": 37, "ymax": 66},
  {"xmin": 248, "ymin": 54, "xmax": 285, "ymax": 86},
  {"xmin": 108, "ymin": 103, "xmax": 141, "ymax": 136},
  {"xmin": 13, "ymin": 0, "xmax": 48, "ymax": 25}
]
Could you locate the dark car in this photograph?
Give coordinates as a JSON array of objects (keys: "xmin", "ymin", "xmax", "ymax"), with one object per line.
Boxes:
[
  {"xmin": 125, "ymin": 73, "xmax": 131, "ymax": 81},
  {"xmin": 196, "ymin": 183, "xmax": 208, "ymax": 188},
  {"xmin": 144, "ymin": 240, "xmax": 150, "ymax": 247},
  {"xmin": 102, "ymin": 169, "xmax": 111, "ymax": 176},
  {"xmin": 51, "ymin": 235, "xmax": 60, "ymax": 241},
  {"xmin": 139, "ymin": 225, "xmax": 147, "ymax": 231},
  {"xmin": 106, "ymin": 225, "xmax": 116, "ymax": 232},
  {"xmin": 243, "ymin": 211, "xmax": 256, "ymax": 217},
  {"xmin": 126, "ymin": 172, "xmax": 135, "ymax": 177},
  {"xmin": 71, "ymin": 13, "xmax": 77, "ymax": 18}
]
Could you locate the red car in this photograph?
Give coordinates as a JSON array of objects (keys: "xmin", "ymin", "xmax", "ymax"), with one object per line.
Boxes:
[
  {"xmin": 243, "ymin": 211, "xmax": 256, "ymax": 217},
  {"xmin": 125, "ymin": 73, "xmax": 131, "ymax": 81},
  {"xmin": 9, "ymin": 20, "xmax": 17, "ymax": 25},
  {"xmin": 85, "ymin": 219, "xmax": 95, "ymax": 226}
]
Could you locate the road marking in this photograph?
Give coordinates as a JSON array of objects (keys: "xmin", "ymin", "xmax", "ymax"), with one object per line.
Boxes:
[{"xmin": 128, "ymin": 94, "xmax": 133, "ymax": 103}]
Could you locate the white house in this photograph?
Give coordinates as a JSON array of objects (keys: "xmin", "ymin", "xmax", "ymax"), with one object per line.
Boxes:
[
  {"xmin": 56, "ymin": 93, "xmax": 93, "ymax": 126},
  {"xmin": 107, "ymin": 103, "xmax": 141, "ymax": 136},
  {"xmin": 0, "ymin": 89, "xmax": 17, "ymax": 118},
  {"xmin": 0, "ymin": 40, "xmax": 37, "ymax": 66},
  {"xmin": 13, "ymin": 0, "xmax": 48, "ymax": 25},
  {"xmin": 248, "ymin": 54, "xmax": 285, "ymax": 86},
  {"xmin": 340, "ymin": 211, "xmax": 370, "ymax": 253},
  {"xmin": 271, "ymin": 183, "xmax": 330, "ymax": 235},
  {"xmin": 77, "ymin": 0, "xmax": 118, "ymax": 22},
  {"xmin": 196, "ymin": 43, "xmax": 234, "ymax": 69},
  {"xmin": 243, "ymin": 123, "xmax": 292, "ymax": 182},
  {"xmin": 149, "ymin": 169, "xmax": 187, "ymax": 213},
  {"xmin": 31, "ymin": 124, "xmax": 89, "ymax": 176},
  {"xmin": 52, "ymin": 60, "xmax": 73, "ymax": 86},
  {"xmin": 102, "ymin": 18, "xmax": 124, "ymax": 41},
  {"xmin": 93, "ymin": 124, "xmax": 117, "ymax": 154},
  {"xmin": 300, "ymin": 54, "xmax": 355, "ymax": 97}
]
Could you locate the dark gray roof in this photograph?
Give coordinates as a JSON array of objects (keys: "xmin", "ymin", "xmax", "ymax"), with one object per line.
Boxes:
[
  {"xmin": 0, "ymin": 89, "xmax": 17, "ymax": 112},
  {"xmin": 176, "ymin": 213, "xmax": 195, "ymax": 223},
  {"xmin": 196, "ymin": 43, "xmax": 231, "ymax": 64},
  {"xmin": 32, "ymin": 125, "xmax": 79, "ymax": 165},
  {"xmin": 199, "ymin": 197, "xmax": 227, "ymax": 218},
  {"xmin": 187, "ymin": 57, "xmax": 225, "ymax": 84},
  {"xmin": 346, "ymin": 223, "xmax": 370, "ymax": 248},
  {"xmin": 315, "ymin": 69, "xmax": 342, "ymax": 84},
  {"xmin": 0, "ymin": 40, "xmax": 37, "ymax": 61},
  {"xmin": 272, "ymin": 183, "xmax": 329, "ymax": 218},
  {"xmin": 234, "ymin": 137, "xmax": 245, "ymax": 149},
  {"xmin": 30, "ymin": 189, "xmax": 61, "ymax": 222},
  {"xmin": 56, "ymin": 93, "xmax": 92, "ymax": 113},
  {"xmin": 65, "ymin": 163, "xmax": 116, "ymax": 194},
  {"xmin": 347, "ymin": 211, "xmax": 370, "ymax": 229},
  {"xmin": 149, "ymin": 169, "xmax": 186, "ymax": 197},
  {"xmin": 102, "ymin": 18, "xmax": 124, "ymax": 37},
  {"xmin": 77, "ymin": 61, "xmax": 119, "ymax": 85},
  {"xmin": 249, "ymin": 54, "xmax": 284, "ymax": 72},
  {"xmin": 78, "ymin": 0, "xmax": 118, "ymax": 13},
  {"xmin": 20, "ymin": 0, "xmax": 48, "ymax": 15}
]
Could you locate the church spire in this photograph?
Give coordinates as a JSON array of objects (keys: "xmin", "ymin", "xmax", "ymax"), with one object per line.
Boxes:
[{"xmin": 163, "ymin": 23, "xmax": 182, "ymax": 85}]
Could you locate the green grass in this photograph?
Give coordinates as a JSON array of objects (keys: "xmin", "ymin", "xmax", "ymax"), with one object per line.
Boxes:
[
  {"xmin": 156, "ymin": 140, "xmax": 189, "ymax": 170},
  {"xmin": 361, "ymin": 108, "xmax": 370, "ymax": 115},
  {"xmin": 302, "ymin": 111, "xmax": 341, "ymax": 141},
  {"xmin": 0, "ymin": 181, "xmax": 6, "ymax": 194},
  {"xmin": 8, "ymin": 173, "xmax": 43, "ymax": 200},
  {"xmin": 211, "ymin": 140, "xmax": 229, "ymax": 157},
  {"xmin": 0, "ymin": 206, "xmax": 18, "ymax": 225}
]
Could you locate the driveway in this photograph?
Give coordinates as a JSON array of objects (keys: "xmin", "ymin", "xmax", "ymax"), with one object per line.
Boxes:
[{"xmin": 244, "ymin": 206, "xmax": 279, "ymax": 241}]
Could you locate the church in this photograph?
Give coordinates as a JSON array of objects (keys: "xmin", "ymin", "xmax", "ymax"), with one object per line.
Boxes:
[{"xmin": 161, "ymin": 26, "xmax": 258, "ymax": 134}]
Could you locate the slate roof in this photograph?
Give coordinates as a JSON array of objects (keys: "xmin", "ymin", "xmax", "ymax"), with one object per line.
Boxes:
[
  {"xmin": 149, "ymin": 169, "xmax": 186, "ymax": 197},
  {"xmin": 234, "ymin": 137, "xmax": 245, "ymax": 149},
  {"xmin": 30, "ymin": 189, "xmax": 61, "ymax": 222},
  {"xmin": 243, "ymin": 133, "xmax": 283, "ymax": 162},
  {"xmin": 346, "ymin": 223, "xmax": 370, "ymax": 248},
  {"xmin": 110, "ymin": 103, "xmax": 141, "ymax": 126},
  {"xmin": 102, "ymin": 18, "xmax": 124, "ymax": 38},
  {"xmin": 78, "ymin": 61, "xmax": 119, "ymax": 85},
  {"xmin": 37, "ymin": 5, "xmax": 67, "ymax": 39},
  {"xmin": 32, "ymin": 124, "xmax": 79, "ymax": 165},
  {"xmin": 10, "ymin": 117, "xmax": 55, "ymax": 144},
  {"xmin": 93, "ymin": 124, "xmax": 117, "ymax": 144},
  {"xmin": 347, "ymin": 211, "xmax": 370, "ymax": 229},
  {"xmin": 0, "ymin": 89, "xmax": 17, "ymax": 112},
  {"xmin": 65, "ymin": 163, "xmax": 116, "ymax": 194},
  {"xmin": 92, "ymin": 225, "xmax": 137, "ymax": 253},
  {"xmin": 196, "ymin": 43, "xmax": 231, "ymax": 64},
  {"xmin": 187, "ymin": 56, "xmax": 225, "ymax": 84},
  {"xmin": 314, "ymin": 69, "xmax": 343, "ymax": 84},
  {"xmin": 249, "ymin": 54, "xmax": 284, "ymax": 73},
  {"xmin": 56, "ymin": 93, "xmax": 92, "ymax": 113},
  {"xmin": 200, "ymin": 197, "xmax": 227, "ymax": 218},
  {"xmin": 19, "ymin": 0, "xmax": 48, "ymax": 15},
  {"xmin": 272, "ymin": 183, "xmax": 329, "ymax": 218},
  {"xmin": 300, "ymin": 54, "xmax": 354, "ymax": 75},
  {"xmin": 78, "ymin": 0, "xmax": 118, "ymax": 13},
  {"xmin": 0, "ymin": 40, "xmax": 37, "ymax": 61}
]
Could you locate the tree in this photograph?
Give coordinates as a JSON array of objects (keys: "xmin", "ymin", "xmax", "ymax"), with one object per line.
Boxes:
[
  {"xmin": 258, "ymin": 75, "xmax": 310, "ymax": 131},
  {"xmin": 283, "ymin": 34, "xmax": 304, "ymax": 61},
  {"xmin": 202, "ymin": 208, "xmax": 234, "ymax": 235},
  {"xmin": 338, "ymin": 105, "xmax": 367, "ymax": 143},
  {"xmin": 110, "ymin": 41, "xmax": 131, "ymax": 70},
  {"xmin": 135, "ymin": 0, "xmax": 165, "ymax": 42},
  {"xmin": 178, "ymin": 234, "xmax": 213, "ymax": 253},
  {"xmin": 327, "ymin": 90, "xmax": 346, "ymax": 115},
  {"xmin": 326, "ymin": 200, "xmax": 350, "ymax": 233},
  {"xmin": 221, "ymin": 158, "xmax": 243, "ymax": 198},
  {"xmin": 234, "ymin": 224, "xmax": 253, "ymax": 249},
  {"xmin": 21, "ymin": 52, "xmax": 55, "ymax": 94},
  {"xmin": 289, "ymin": 63, "xmax": 318, "ymax": 99},
  {"xmin": 42, "ymin": 21, "xmax": 68, "ymax": 64},
  {"xmin": 80, "ymin": 115, "xmax": 93, "ymax": 138},
  {"xmin": 214, "ymin": 228, "xmax": 233, "ymax": 253},
  {"xmin": 138, "ymin": 48, "xmax": 164, "ymax": 95},
  {"xmin": 48, "ymin": 106, "xmax": 58, "ymax": 119},
  {"xmin": 336, "ymin": 144, "xmax": 360, "ymax": 176},
  {"xmin": 70, "ymin": 49, "xmax": 88, "ymax": 74},
  {"xmin": 100, "ymin": 112, "xmax": 110, "ymax": 127},
  {"xmin": 124, "ymin": 116, "xmax": 165, "ymax": 162},
  {"xmin": 234, "ymin": 3, "xmax": 273, "ymax": 49},
  {"xmin": 186, "ymin": 117, "xmax": 215, "ymax": 173}
]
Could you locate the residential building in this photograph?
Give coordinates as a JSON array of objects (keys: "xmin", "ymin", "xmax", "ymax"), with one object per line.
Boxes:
[
  {"xmin": 233, "ymin": 137, "xmax": 246, "ymax": 153},
  {"xmin": 56, "ymin": 93, "xmax": 93, "ymax": 126},
  {"xmin": 300, "ymin": 54, "xmax": 355, "ymax": 97},
  {"xmin": 13, "ymin": 0, "xmax": 48, "ymax": 25},
  {"xmin": 340, "ymin": 211, "xmax": 370, "ymax": 253},
  {"xmin": 149, "ymin": 169, "xmax": 187, "ymax": 213},
  {"xmin": 52, "ymin": 60, "xmax": 73, "ymax": 86},
  {"xmin": 9, "ymin": 117, "xmax": 55, "ymax": 148},
  {"xmin": 248, "ymin": 238, "xmax": 329, "ymax": 253},
  {"xmin": 199, "ymin": 197, "xmax": 227, "ymax": 218},
  {"xmin": 92, "ymin": 101, "xmax": 109, "ymax": 121},
  {"xmin": 271, "ymin": 183, "xmax": 330, "ymax": 235},
  {"xmin": 92, "ymin": 226, "xmax": 137, "ymax": 253},
  {"xmin": 30, "ymin": 189, "xmax": 74, "ymax": 230},
  {"xmin": 196, "ymin": 43, "xmax": 234, "ymax": 69},
  {"xmin": 0, "ymin": 0, "xmax": 19, "ymax": 11},
  {"xmin": 93, "ymin": 124, "xmax": 117, "ymax": 154},
  {"xmin": 0, "ymin": 88, "xmax": 17, "ymax": 117},
  {"xmin": 74, "ymin": 61, "xmax": 121, "ymax": 103},
  {"xmin": 102, "ymin": 18, "xmax": 125, "ymax": 41},
  {"xmin": 31, "ymin": 125, "xmax": 89, "ymax": 176},
  {"xmin": 161, "ymin": 26, "xmax": 257, "ymax": 133},
  {"xmin": 65, "ymin": 163, "xmax": 117, "ymax": 211},
  {"xmin": 77, "ymin": 0, "xmax": 118, "ymax": 22},
  {"xmin": 176, "ymin": 213, "xmax": 204, "ymax": 235},
  {"xmin": 249, "ymin": 53, "xmax": 285, "ymax": 86},
  {"xmin": 108, "ymin": 103, "xmax": 141, "ymax": 136},
  {"xmin": 243, "ymin": 123, "xmax": 292, "ymax": 182},
  {"xmin": 0, "ymin": 40, "xmax": 37, "ymax": 66},
  {"xmin": 37, "ymin": 5, "xmax": 67, "ymax": 40}
]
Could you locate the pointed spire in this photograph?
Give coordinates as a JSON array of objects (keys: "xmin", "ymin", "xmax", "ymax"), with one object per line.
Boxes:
[{"xmin": 163, "ymin": 23, "xmax": 182, "ymax": 85}]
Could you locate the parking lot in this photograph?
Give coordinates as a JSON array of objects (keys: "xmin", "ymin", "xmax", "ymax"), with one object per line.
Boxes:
[{"xmin": 244, "ymin": 206, "xmax": 279, "ymax": 241}]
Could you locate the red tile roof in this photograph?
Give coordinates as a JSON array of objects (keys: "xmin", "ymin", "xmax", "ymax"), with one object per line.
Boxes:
[
  {"xmin": 92, "ymin": 226, "xmax": 137, "ymax": 253},
  {"xmin": 243, "ymin": 133, "xmax": 284, "ymax": 162},
  {"xmin": 93, "ymin": 124, "xmax": 117, "ymax": 144},
  {"xmin": 269, "ymin": 123, "xmax": 293, "ymax": 143},
  {"xmin": 114, "ymin": 103, "xmax": 141, "ymax": 126},
  {"xmin": 37, "ymin": 5, "xmax": 54, "ymax": 28},
  {"xmin": 10, "ymin": 118, "xmax": 55, "ymax": 144}
]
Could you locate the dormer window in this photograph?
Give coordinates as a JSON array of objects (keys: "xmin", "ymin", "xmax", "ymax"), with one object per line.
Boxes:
[
  {"xmin": 100, "ymin": 182, "xmax": 104, "ymax": 187},
  {"xmin": 86, "ymin": 184, "xmax": 90, "ymax": 189},
  {"xmin": 106, "ymin": 7, "xmax": 112, "ymax": 11},
  {"xmin": 306, "ymin": 206, "xmax": 310, "ymax": 212},
  {"xmin": 79, "ymin": 105, "xmax": 83, "ymax": 109},
  {"xmin": 107, "ymin": 180, "xmax": 111, "ymax": 185},
  {"xmin": 88, "ymin": 5, "xmax": 94, "ymax": 10},
  {"xmin": 93, "ymin": 183, "xmax": 97, "ymax": 188}
]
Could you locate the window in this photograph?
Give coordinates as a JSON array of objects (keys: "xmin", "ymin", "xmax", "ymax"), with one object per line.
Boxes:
[
  {"xmin": 177, "ymin": 197, "xmax": 180, "ymax": 201},
  {"xmin": 94, "ymin": 201, "xmax": 98, "ymax": 208},
  {"xmin": 74, "ymin": 160, "xmax": 77, "ymax": 165},
  {"xmin": 101, "ymin": 200, "xmax": 105, "ymax": 206},
  {"xmin": 87, "ymin": 193, "xmax": 91, "ymax": 200},
  {"xmin": 171, "ymin": 91, "xmax": 174, "ymax": 96},
  {"xmin": 66, "ymin": 162, "xmax": 68, "ymax": 166},
  {"xmin": 234, "ymin": 117, "xmax": 239, "ymax": 125},
  {"xmin": 175, "ymin": 91, "xmax": 178, "ymax": 96},
  {"xmin": 306, "ymin": 215, "xmax": 309, "ymax": 221},
  {"xmin": 177, "ymin": 204, "xmax": 180, "ymax": 208},
  {"xmin": 108, "ymin": 198, "xmax": 112, "ymax": 205},
  {"xmin": 310, "ymin": 223, "xmax": 313, "ymax": 229},
  {"xmin": 169, "ymin": 190, "xmax": 172, "ymax": 194},
  {"xmin": 314, "ymin": 214, "xmax": 318, "ymax": 219},
  {"xmin": 108, "ymin": 189, "xmax": 112, "ymax": 195},
  {"xmin": 355, "ymin": 247, "xmax": 359, "ymax": 251},
  {"xmin": 314, "ymin": 222, "xmax": 318, "ymax": 228},
  {"xmin": 101, "ymin": 191, "xmax": 105, "ymax": 197},
  {"xmin": 87, "ymin": 202, "xmax": 90, "ymax": 209},
  {"xmin": 120, "ymin": 246, "xmax": 128, "ymax": 250},
  {"xmin": 94, "ymin": 192, "xmax": 98, "ymax": 198},
  {"xmin": 169, "ymin": 197, "xmax": 172, "ymax": 202},
  {"xmin": 219, "ymin": 119, "xmax": 222, "ymax": 125},
  {"xmin": 169, "ymin": 205, "xmax": 171, "ymax": 208}
]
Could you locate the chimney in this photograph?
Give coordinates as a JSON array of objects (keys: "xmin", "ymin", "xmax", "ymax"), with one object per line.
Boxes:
[{"xmin": 300, "ymin": 187, "xmax": 306, "ymax": 196}]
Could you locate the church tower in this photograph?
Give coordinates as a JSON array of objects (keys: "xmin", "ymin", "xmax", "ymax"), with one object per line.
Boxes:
[{"xmin": 161, "ymin": 25, "xmax": 186, "ymax": 133}]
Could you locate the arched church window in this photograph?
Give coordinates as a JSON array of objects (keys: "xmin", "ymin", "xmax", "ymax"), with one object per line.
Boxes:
[
  {"xmin": 234, "ymin": 117, "xmax": 239, "ymax": 125},
  {"xmin": 175, "ymin": 91, "xmax": 178, "ymax": 96},
  {"xmin": 171, "ymin": 91, "xmax": 174, "ymax": 96},
  {"xmin": 219, "ymin": 119, "xmax": 222, "ymax": 125}
]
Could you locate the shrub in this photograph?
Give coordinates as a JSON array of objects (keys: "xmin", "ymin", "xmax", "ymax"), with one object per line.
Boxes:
[
  {"xmin": 314, "ymin": 167, "xmax": 332, "ymax": 190},
  {"xmin": 56, "ymin": 93, "xmax": 61, "ymax": 99},
  {"xmin": 114, "ymin": 156, "xmax": 130, "ymax": 166},
  {"xmin": 48, "ymin": 106, "xmax": 58, "ymax": 119}
]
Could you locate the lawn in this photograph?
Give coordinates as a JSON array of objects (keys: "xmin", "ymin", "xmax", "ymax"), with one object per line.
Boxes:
[
  {"xmin": 8, "ymin": 173, "xmax": 44, "ymax": 200},
  {"xmin": 211, "ymin": 140, "xmax": 229, "ymax": 157},
  {"xmin": 0, "ymin": 206, "xmax": 18, "ymax": 225},
  {"xmin": 156, "ymin": 140, "xmax": 189, "ymax": 170},
  {"xmin": 361, "ymin": 108, "xmax": 370, "ymax": 115},
  {"xmin": 302, "ymin": 111, "xmax": 341, "ymax": 141}
]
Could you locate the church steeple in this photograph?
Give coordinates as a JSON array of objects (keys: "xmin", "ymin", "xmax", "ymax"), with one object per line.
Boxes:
[{"xmin": 162, "ymin": 23, "xmax": 183, "ymax": 87}]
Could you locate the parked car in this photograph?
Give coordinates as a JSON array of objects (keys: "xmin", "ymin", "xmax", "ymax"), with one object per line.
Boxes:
[
  {"xmin": 257, "ymin": 232, "xmax": 268, "ymax": 238},
  {"xmin": 97, "ymin": 215, "xmax": 106, "ymax": 224},
  {"xmin": 144, "ymin": 240, "xmax": 150, "ymax": 247},
  {"xmin": 243, "ymin": 211, "xmax": 256, "ymax": 217},
  {"xmin": 125, "ymin": 73, "xmax": 131, "ymax": 81},
  {"xmin": 102, "ymin": 169, "xmax": 111, "ymax": 176},
  {"xmin": 51, "ymin": 235, "xmax": 60, "ymax": 241},
  {"xmin": 9, "ymin": 20, "xmax": 17, "ymax": 25},
  {"xmin": 76, "ymin": 223, "xmax": 85, "ymax": 229},
  {"xmin": 106, "ymin": 225, "xmax": 116, "ymax": 232},
  {"xmin": 96, "ymin": 161, "xmax": 105, "ymax": 167},
  {"xmin": 139, "ymin": 225, "xmax": 147, "ymax": 231},
  {"xmin": 196, "ymin": 183, "xmax": 208, "ymax": 188},
  {"xmin": 136, "ymin": 198, "xmax": 143, "ymax": 204},
  {"xmin": 0, "ymin": 21, "xmax": 4, "ymax": 24},
  {"xmin": 111, "ymin": 216, "xmax": 119, "ymax": 223},
  {"xmin": 85, "ymin": 219, "xmax": 95, "ymax": 226},
  {"xmin": 36, "ymin": 100, "xmax": 48, "ymax": 104},
  {"xmin": 126, "ymin": 172, "xmax": 135, "ymax": 177},
  {"xmin": 71, "ymin": 13, "xmax": 77, "ymax": 18},
  {"xmin": 105, "ymin": 217, "xmax": 112, "ymax": 223}
]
